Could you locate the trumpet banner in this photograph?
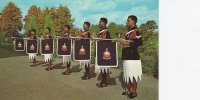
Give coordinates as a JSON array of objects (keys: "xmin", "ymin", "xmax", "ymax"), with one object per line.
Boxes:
[
  {"xmin": 40, "ymin": 38, "xmax": 54, "ymax": 55},
  {"xmin": 73, "ymin": 39, "xmax": 91, "ymax": 61},
  {"xmin": 96, "ymin": 41, "xmax": 118, "ymax": 67},
  {"xmin": 57, "ymin": 38, "xmax": 71, "ymax": 56},
  {"xmin": 26, "ymin": 39, "xmax": 38, "ymax": 54},
  {"xmin": 14, "ymin": 38, "xmax": 25, "ymax": 51}
]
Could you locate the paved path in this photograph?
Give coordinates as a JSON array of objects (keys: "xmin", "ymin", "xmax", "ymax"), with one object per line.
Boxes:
[{"xmin": 0, "ymin": 55, "xmax": 158, "ymax": 100}]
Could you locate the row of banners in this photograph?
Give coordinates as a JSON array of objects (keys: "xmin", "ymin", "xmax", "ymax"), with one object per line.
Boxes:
[{"xmin": 14, "ymin": 38, "xmax": 118, "ymax": 67}]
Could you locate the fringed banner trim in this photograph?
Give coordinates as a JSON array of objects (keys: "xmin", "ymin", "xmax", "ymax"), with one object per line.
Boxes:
[
  {"xmin": 44, "ymin": 54, "xmax": 53, "ymax": 62},
  {"xmin": 63, "ymin": 56, "xmax": 71, "ymax": 64},
  {"xmin": 29, "ymin": 54, "xmax": 36, "ymax": 60},
  {"xmin": 80, "ymin": 61, "xmax": 90, "ymax": 68}
]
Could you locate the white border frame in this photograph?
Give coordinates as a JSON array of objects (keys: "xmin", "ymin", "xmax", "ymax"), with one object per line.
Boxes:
[
  {"xmin": 73, "ymin": 39, "xmax": 91, "ymax": 61},
  {"xmin": 40, "ymin": 38, "xmax": 54, "ymax": 55},
  {"xmin": 56, "ymin": 37, "xmax": 72, "ymax": 57},
  {"xmin": 96, "ymin": 41, "xmax": 118, "ymax": 67},
  {"xmin": 14, "ymin": 38, "xmax": 25, "ymax": 51},
  {"xmin": 26, "ymin": 39, "xmax": 38, "ymax": 54}
]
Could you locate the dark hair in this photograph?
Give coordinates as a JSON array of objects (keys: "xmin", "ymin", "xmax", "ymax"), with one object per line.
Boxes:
[
  {"xmin": 64, "ymin": 25, "xmax": 71, "ymax": 30},
  {"xmin": 46, "ymin": 27, "xmax": 51, "ymax": 33},
  {"xmin": 100, "ymin": 17, "xmax": 108, "ymax": 25},
  {"xmin": 128, "ymin": 15, "xmax": 137, "ymax": 23},
  {"xmin": 84, "ymin": 21, "xmax": 90, "ymax": 27},
  {"xmin": 31, "ymin": 29, "xmax": 36, "ymax": 33}
]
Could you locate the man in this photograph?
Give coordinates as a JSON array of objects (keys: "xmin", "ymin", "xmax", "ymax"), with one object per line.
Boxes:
[
  {"xmin": 95, "ymin": 18, "xmax": 111, "ymax": 88},
  {"xmin": 79, "ymin": 21, "xmax": 91, "ymax": 80},
  {"xmin": 29, "ymin": 29, "xmax": 37, "ymax": 67},
  {"xmin": 119, "ymin": 15, "xmax": 143, "ymax": 99},
  {"xmin": 44, "ymin": 27, "xmax": 53, "ymax": 71},
  {"xmin": 62, "ymin": 25, "xmax": 72, "ymax": 75}
]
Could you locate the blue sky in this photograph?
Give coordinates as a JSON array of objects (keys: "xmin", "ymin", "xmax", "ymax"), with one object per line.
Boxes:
[{"xmin": 0, "ymin": 0, "xmax": 158, "ymax": 29}]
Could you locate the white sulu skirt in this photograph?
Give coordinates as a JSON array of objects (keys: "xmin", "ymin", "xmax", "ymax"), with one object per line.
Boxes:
[
  {"xmin": 123, "ymin": 60, "xmax": 142, "ymax": 84},
  {"xmin": 80, "ymin": 60, "xmax": 90, "ymax": 68},
  {"xmin": 28, "ymin": 53, "xmax": 36, "ymax": 60},
  {"xmin": 44, "ymin": 54, "xmax": 53, "ymax": 62},
  {"xmin": 95, "ymin": 58, "xmax": 111, "ymax": 74},
  {"xmin": 63, "ymin": 56, "xmax": 71, "ymax": 65}
]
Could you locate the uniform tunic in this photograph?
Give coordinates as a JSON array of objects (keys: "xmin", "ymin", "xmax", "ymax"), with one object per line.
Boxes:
[
  {"xmin": 62, "ymin": 33, "xmax": 71, "ymax": 65},
  {"xmin": 79, "ymin": 30, "xmax": 91, "ymax": 68},
  {"xmin": 122, "ymin": 27, "xmax": 143, "ymax": 83},
  {"xmin": 28, "ymin": 36, "xmax": 37, "ymax": 60},
  {"xmin": 44, "ymin": 35, "xmax": 53, "ymax": 62},
  {"xmin": 95, "ymin": 28, "xmax": 112, "ymax": 74}
]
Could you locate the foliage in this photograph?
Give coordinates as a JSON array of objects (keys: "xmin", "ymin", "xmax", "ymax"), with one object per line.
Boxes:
[
  {"xmin": 108, "ymin": 22, "xmax": 126, "ymax": 38},
  {"xmin": 0, "ymin": 31, "xmax": 5, "ymax": 47},
  {"xmin": 90, "ymin": 24, "xmax": 99, "ymax": 37},
  {"xmin": 27, "ymin": 15, "xmax": 39, "ymax": 36},
  {"xmin": 139, "ymin": 20, "xmax": 159, "ymax": 78},
  {"xmin": 1, "ymin": 2, "xmax": 23, "ymax": 37},
  {"xmin": 43, "ymin": 14, "xmax": 55, "ymax": 36}
]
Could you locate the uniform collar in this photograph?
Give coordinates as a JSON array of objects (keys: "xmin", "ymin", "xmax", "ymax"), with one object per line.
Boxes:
[
  {"xmin": 101, "ymin": 27, "xmax": 107, "ymax": 31},
  {"xmin": 129, "ymin": 27, "xmax": 136, "ymax": 31},
  {"xmin": 83, "ymin": 30, "xmax": 89, "ymax": 32},
  {"xmin": 99, "ymin": 28, "xmax": 107, "ymax": 34}
]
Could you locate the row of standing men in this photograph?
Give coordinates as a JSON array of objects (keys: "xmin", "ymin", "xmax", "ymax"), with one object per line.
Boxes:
[{"xmin": 27, "ymin": 15, "xmax": 142, "ymax": 99}]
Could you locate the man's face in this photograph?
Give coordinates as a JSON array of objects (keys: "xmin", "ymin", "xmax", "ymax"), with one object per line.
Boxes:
[
  {"xmin": 45, "ymin": 29, "xmax": 49, "ymax": 34},
  {"xmin": 126, "ymin": 18, "xmax": 135, "ymax": 29},
  {"xmin": 83, "ymin": 23, "xmax": 89, "ymax": 30},
  {"xmin": 31, "ymin": 31, "xmax": 34, "ymax": 36},
  {"xmin": 98, "ymin": 20, "xmax": 104, "ymax": 28},
  {"xmin": 64, "ymin": 27, "xmax": 69, "ymax": 33}
]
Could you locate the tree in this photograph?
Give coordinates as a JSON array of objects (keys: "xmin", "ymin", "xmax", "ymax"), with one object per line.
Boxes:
[
  {"xmin": 108, "ymin": 22, "xmax": 126, "ymax": 38},
  {"xmin": 43, "ymin": 14, "xmax": 55, "ymax": 36},
  {"xmin": 139, "ymin": 20, "xmax": 159, "ymax": 78},
  {"xmin": 146, "ymin": 20, "xmax": 158, "ymax": 33},
  {"xmin": 24, "ymin": 5, "xmax": 74, "ymax": 36},
  {"xmin": 27, "ymin": 15, "xmax": 39, "ymax": 36},
  {"xmin": 89, "ymin": 24, "xmax": 99, "ymax": 37},
  {"xmin": 24, "ymin": 5, "xmax": 41, "ymax": 35},
  {"xmin": 1, "ymin": 2, "xmax": 23, "ymax": 37},
  {"xmin": 140, "ymin": 20, "xmax": 158, "ymax": 34},
  {"xmin": 50, "ymin": 5, "xmax": 74, "ymax": 35},
  {"xmin": 0, "ymin": 13, "xmax": 2, "ymax": 31},
  {"xmin": 0, "ymin": 32, "xmax": 5, "ymax": 47}
]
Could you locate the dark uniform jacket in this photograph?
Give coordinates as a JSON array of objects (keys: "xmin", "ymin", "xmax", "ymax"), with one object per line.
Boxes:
[
  {"xmin": 98, "ymin": 28, "xmax": 111, "ymax": 42},
  {"xmin": 64, "ymin": 33, "xmax": 70, "ymax": 38},
  {"xmin": 30, "ymin": 35, "xmax": 37, "ymax": 39},
  {"xmin": 95, "ymin": 28, "xmax": 111, "ymax": 56},
  {"xmin": 122, "ymin": 27, "xmax": 142, "ymax": 60},
  {"xmin": 81, "ymin": 30, "xmax": 91, "ymax": 38},
  {"xmin": 81, "ymin": 30, "xmax": 91, "ymax": 42}
]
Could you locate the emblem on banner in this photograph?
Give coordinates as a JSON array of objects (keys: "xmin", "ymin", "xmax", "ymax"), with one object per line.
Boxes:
[
  {"xmin": 61, "ymin": 43, "xmax": 67, "ymax": 51},
  {"xmin": 103, "ymin": 48, "xmax": 111, "ymax": 60},
  {"xmin": 45, "ymin": 43, "xmax": 50, "ymax": 51},
  {"xmin": 26, "ymin": 39, "xmax": 38, "ymax": 53},
  {"xmin": 30, "ymin": 44, "xmax": 35, "ymax": 50},
  {"xmin": 18, "ymin": 42, "xmax": 22, "ymax": 48},
  {"xmin": 79, "ymin": 45, "xmax": 86, "ymax": 55}
]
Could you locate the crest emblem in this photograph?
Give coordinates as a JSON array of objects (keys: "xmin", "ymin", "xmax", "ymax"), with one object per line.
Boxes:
[
  {"xmin": 61, "ymin": 43, "xmax": 67, "ymax": 51},
  {"xmin": 17, "ymin": 42, "xmax": 22, "ymax": 48},
  {"xmin": 45, "ymin": 43, "xmax": 50, "ymax": 51},
  {"xmin": 30, "ymin": 44, "xmax": 35, "ymax": 50},
  {"xmin": 79, "ymin": 45, "xmax": 86, "ymax": 55},
  {"xmin": 103, "ymin": 48, "xmax": 111, "ymax": 60}
]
